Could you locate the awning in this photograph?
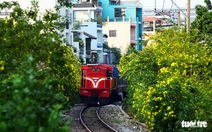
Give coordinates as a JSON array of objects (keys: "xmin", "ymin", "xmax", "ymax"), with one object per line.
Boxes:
[
  {"xmin": 83, "ymin": 32, "xmax": 97, "ymax": 39},
  {"xmin": 72, "ymin": 30, "xmax": 97, "ymax": 39}
]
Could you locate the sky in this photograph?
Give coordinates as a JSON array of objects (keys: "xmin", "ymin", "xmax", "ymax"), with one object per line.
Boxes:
[
  {"xmin": 0, "ymin": 0, "xmax": 207, "ymax": 12},
  {"xmin": 140, "ymin": 0, "xmax": 206, "ymax": 10},
  {"xmin": 0, "ymin": 0, "xmax": 56, "ymax": 12}
]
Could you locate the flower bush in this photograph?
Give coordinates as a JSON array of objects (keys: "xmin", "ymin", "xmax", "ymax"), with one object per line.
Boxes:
[{"xmin": 119, "ymin": 28, "xmax": 212, "ymax": 131}]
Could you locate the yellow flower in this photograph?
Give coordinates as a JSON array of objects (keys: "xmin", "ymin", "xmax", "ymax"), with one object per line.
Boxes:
[
  {"xmin": 160, "ymin": 67, "xmax": 169, "ymax": 73},
  {"xmin": 167, "ymin": 106, "xmax": 171, "ymax": 111},
  {"xmin": 167, "ymin": 78, "xmax": 173, "ymax": 85},
  {"xmin": 147, "ymin": 90, "xmax": 151, "ymax": 95},
  {"xmin": 146, "ymin": 99, "xmax": 151, "ymax": 103},
  {"xmin": 171, "ymin": 62, "xmax": 178, "ymax": 67},
  {"xmin": 182, "ymin": 70, "xmax": 186, "ymax": 76},
  {"xmin": 70, "ymin": 64, "xmax": 74, "ymax": 69},
  {"xmin": 157, "ymin": 59, "xmax": 161, "ymax": 66},
  {"xmin": 0, "ymin": 66, "xmax": 4, "ymax": 71},
  {"xmin": 0, "ymin": 61, "xmax": 4, "ymax": 71},
  {"xmin": 169, "ymin": 111, "xmax": 174, "ymax": 115},
  {"xmin": 163, "ymin": 91, "xmax": 168, "ymax": 96},
  {"xmin": 153, "ymin": 112, "xmax": 158, "ymax": 116}
]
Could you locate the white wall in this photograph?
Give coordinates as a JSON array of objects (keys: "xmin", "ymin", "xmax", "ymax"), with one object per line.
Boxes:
[{"xmin": 103, "ymin": 22, "xmax": 131, "ymax": 54}]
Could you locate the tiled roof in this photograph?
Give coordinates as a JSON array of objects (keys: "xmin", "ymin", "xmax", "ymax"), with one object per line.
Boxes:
[
  {"xmin": 142, "ymin": 17, "xmax": 162, "ymax": 22},
  {"xmin": 73, "ymin": 3, "xmax": 94, "ymax": 8}
]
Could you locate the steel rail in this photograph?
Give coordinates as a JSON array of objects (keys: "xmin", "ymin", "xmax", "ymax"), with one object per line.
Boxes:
[
  {"xmin": 80, "ymin": 106, "xmax": 118, "ymax": 132},
  {"xmin": 79, "ymin": 106, "xmax": 92, "ymax": 132},
  {"xmin": 96, "ymin": 107, "xmax": 118, "ymax": 132}
]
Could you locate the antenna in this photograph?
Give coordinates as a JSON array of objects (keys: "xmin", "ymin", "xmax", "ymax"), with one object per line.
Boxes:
[{"xmin": 154, "ymin": 0, "xmax": 156, "ymax": 12}]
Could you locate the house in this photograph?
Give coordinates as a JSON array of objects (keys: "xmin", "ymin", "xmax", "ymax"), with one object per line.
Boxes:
[
  {"xmin": 57, "ymin": 0, "xmax": 104, "ymax": 64},
  {"xmin": 99, "ymin": 0, "xmax": 143, "ymax": 54},
  {"xmin": 142, "ymin": 16, "xmax": 175, "ymax": 47}
]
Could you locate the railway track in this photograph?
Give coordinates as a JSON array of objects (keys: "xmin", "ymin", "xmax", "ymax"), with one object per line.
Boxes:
[{"xmin": 80, "ymin": 106, "xmax": 118, "ymax": 132}]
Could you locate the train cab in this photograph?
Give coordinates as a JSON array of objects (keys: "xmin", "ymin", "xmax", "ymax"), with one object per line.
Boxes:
[{"xmin": 80, "ymin": 64, "xmax": 118, "ymax": 105}]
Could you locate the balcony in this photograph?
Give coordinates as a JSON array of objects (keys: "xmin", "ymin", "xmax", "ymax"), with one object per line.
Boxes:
[
  {"xmin": 97, "ymin": 24, "xmax": 102, "ymax": 31},
  {"xmin": 72, "ymin": 0, "xmax": 102, "ymax": 7},
  {"xmin": 103, "ymin": 16, "xmax": 137, "ymax": 23},
  {"xmin": 97, "ymin": 43, "xmax": 103, "ymax": 48},
  {"xmin": 130, "ymin": 36, "xmax": 136, "ymax": 44}
]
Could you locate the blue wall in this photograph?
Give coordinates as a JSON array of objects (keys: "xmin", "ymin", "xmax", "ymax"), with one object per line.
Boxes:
[
  {"xmin": 100, "ymin": 0, "xmax": 137, "ymax": 19},
  {"xmin": 100, "ymin": 0, "xmax": 143, "ymax": 50}
]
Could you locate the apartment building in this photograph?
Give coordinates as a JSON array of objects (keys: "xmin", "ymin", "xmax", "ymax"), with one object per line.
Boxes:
[
  {"xmin": 99, "ymin": 0, "xmax": 143, "ymax": 54},
  {"xmin": 56, "ymin": 0, "xmax": 104, "ymax": 64}
]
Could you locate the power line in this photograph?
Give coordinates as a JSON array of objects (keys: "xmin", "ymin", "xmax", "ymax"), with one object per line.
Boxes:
[
  {"xmin": 170, "ymin": 0, "xmax": 187, "ymax": 17},
  {"xmin": 162, "ymin": 0, "xmax": 165, "ymax": 12},
  {"xmin": 154, "ymin": 0, "xmax": 156, "ymax": 12},
  {"xmin": 169, "ymin": 0, "xmax": 173, "ymax": 12}
]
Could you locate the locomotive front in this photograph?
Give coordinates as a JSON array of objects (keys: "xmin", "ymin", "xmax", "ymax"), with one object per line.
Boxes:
[{"xmin": 80, "ymin": 64, "xmax": 118, "ymax": 105}]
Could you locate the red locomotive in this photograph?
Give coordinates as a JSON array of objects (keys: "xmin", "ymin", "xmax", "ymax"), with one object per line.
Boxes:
[{"xmin": 80, "ymin": 64, "xmax": 126, "ymax": 105}]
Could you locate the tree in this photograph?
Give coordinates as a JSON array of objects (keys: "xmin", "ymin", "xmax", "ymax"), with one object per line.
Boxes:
[
  {"xmin": 103, "ymin": 43, "xmax": 121, "ymax": 65},
  {"xmin": 191, "ymin": 0, "xmax": 212, "ymax": 48},
  {"xmin": 0, "ymin": 0, "xmax": 80, "ymax": 131}
]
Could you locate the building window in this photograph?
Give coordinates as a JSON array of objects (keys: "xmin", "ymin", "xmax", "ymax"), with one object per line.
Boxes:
[
  {"xmin": 109, "ymin": 30, "xmax": 116, "ymax": 37},
  {"xmin": 66, "ymin": 22, "xmax": 69, "ymax": 29},
  {"xmin": 66, "ymin": 33, "xmax": 69, "ymax": 44},
  {"xmin": 114, "ymin": 8, "xmax": 126, "ymax": 17}
]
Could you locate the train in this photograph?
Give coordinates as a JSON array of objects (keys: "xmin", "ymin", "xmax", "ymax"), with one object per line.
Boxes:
[{"xmin": 80, "ymin": 64, "xmax": 127, "ymax": 105}]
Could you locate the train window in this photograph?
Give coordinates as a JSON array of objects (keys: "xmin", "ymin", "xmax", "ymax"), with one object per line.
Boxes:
[
  {"xmin": 106, "ymin": 69, "xmax": 112, "ymax": 77},
  {"xmin": 92, "ymin": 67, "xmax": 95, "ymax": 71},
  {"xmin": 81, "ymin": 70, "xmax": 85, "ymax": 87},
  {"xmin": 96, "ymin": 67, "xmax": 100, "ymax": 71},
  {"xmin": 91, "ymin": 67, "xmax": 100, "ymax": 72}
]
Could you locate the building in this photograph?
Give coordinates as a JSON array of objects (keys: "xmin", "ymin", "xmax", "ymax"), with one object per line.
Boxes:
[
  {"xmin": 57, "ymin": 0, "xmax": 105, "ymax": 64},
  {"xmin": 99, "ymin": 0, "xmax": 142, "ymax": 54},
  {"xmin": 1, "ymin": 0, "xmax": 104, "ymax": 64},
  {"xmin": 142, "ymin": 8, "xmax": 197, "ymax": 47}
]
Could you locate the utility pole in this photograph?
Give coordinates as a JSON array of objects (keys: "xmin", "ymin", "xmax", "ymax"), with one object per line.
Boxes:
[
  {"xmin": 178, "ymin": 11, "xmax": 180, "ymax": 29},
  {"xmin": 186, "ymin": 0, "xmax": 190, "ymax": 33}
]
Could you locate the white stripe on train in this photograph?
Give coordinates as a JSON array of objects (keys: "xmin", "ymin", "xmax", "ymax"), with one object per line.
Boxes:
[{"xmin": 85, "ymin": 77, "xmax": 107, "ymax": 88}]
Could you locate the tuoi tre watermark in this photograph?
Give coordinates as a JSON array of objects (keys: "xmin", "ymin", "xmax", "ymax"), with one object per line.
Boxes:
[{"xmin": 181, "ymin": 120, "xmax": 207, "ymax": 128}]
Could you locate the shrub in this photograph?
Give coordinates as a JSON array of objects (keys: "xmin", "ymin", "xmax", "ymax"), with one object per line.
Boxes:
[
  {"xmin": 119, "ymin": 28, "xmax": 212, "ymax": 131},
  {"xmin": 0, "ymin": 56, "xmax": 69, "ymax": 131},
  {"xmin": 0, "ymin": 0, "xmax": 81, "ymax": 106},
  {"xmin": 0, "ymin": 0, "xmax": 81, "ymax": 130}
]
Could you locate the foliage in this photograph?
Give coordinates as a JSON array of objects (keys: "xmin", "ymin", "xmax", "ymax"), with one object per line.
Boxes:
[
  {"xmin": 191, "ymin": 0, "xmax": 212, "ymax": 49},
  {"xmin": 0, "ymin": 0, "xmax": 81, "ymax": 130},
  {"xmin": 74, "ymin": 37, "xmax": 84, "ymax": 47},
  {"xmin": 103, "ymin": 43, "xmax": 110, "ymax": 49},
  {"xmin": 72, "ymin": 21, "xmax": 81, "ymax": 30},
  {"xmin": 110, "ymin": 47, "xmax": 121, "ymax": 65},
  {"xmin": 0, "ymin": 56, "xmax": 69, "ymax": 131},
  {"xmin": 119, "ymin": 28, "xmax": 212, "ymax": 131},
  {"xmin": 103, "ymin": 43, "xmax": 121, "ymax": 65}
]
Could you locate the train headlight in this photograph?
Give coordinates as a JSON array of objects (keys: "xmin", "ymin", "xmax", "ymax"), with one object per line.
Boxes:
[
  {"xmin": 96, "ymin": 67, "xmax": 100, "ymax": 71},
  {"xmin": 83, "ymin": 90, "xmax": 88, "ymax": 93},
  {"xmin": 102, "ymin": 91, "xmax": 107, "ymax": 93}
]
